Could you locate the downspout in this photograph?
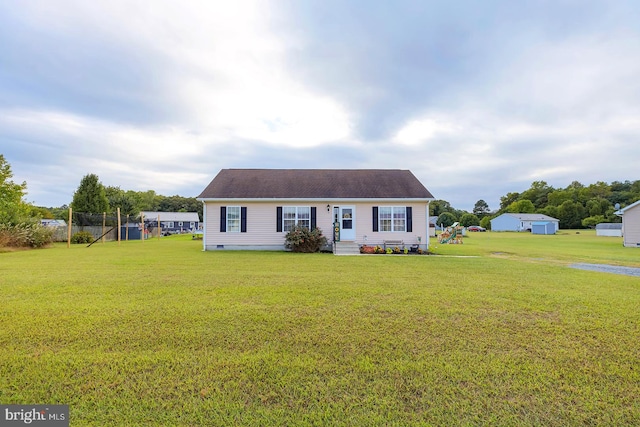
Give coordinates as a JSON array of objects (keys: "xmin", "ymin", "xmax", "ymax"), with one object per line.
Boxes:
[
  {"xmin": 425, "ymin": 201, "xmax": 430, "ymax": 251},
  {"xmin": 202, "ymin": 201, "xmax": 207, "ymax": 251}
]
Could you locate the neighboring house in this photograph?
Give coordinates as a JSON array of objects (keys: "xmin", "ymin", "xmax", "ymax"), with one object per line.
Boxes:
[
  {"xmin": 595, "ymin": 223, "xmax": 623, "ymax": 237},
  {"xmin": 531, "ymin": 221, "xmax": 556, "ymax": 235},
  {"xmin": 141, "ymin": 211, "xmax": 200, "ymax": 235},
  {"xmin": 196, "ymin": 169, "xmax": 435, "ymax": 252},
  {"xmin": 491, "ymin": 213, "xmax": 560, "ymax": 232},
  {"xmin": 615, "ymin": 200, "xmax": 640, "ymax": 247},
  {"xmin": 41, "ymin": 219, "xmax": 67, "ymax": 227},
  {"xmin": 428, "ymin": 216, "xmax": 438, "ymax": 236}
]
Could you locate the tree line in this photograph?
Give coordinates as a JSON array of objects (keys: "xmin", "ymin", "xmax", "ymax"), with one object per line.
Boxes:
[
  {"xmin": 432, "ymin": 180, "xmax": 640, "ymax": 230},
  {"xmin": 44, "ymin": 174, "xmax": 203, "ymax": 221}
]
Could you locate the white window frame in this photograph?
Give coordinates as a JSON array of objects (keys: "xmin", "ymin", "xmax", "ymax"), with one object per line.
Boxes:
[
  {"xmin": 282, "ymin": 206, "xmax": 311, "ymax": 232},
  {"xmin": 163, "ymin": 221, "xmax": 175, "ymax": 229},
  {"xmin": 227, "ymin": 206, "xmax": 241, "ymax": 233},
  {"xmin": 379, "ymin": 206, "xmax": 406, "ymax": 232}
]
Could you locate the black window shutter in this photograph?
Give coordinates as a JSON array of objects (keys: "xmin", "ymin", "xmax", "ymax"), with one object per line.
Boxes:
[
  {"xmin": 220, "ymin": 206, "xmax": 226, "ymax": 232},
  {"xmin": 311, "ymin": 207, "xmax": 317, "ymax": 230},
  {"xmin": 241, "ymin": 207, "xmax": 247, "ymax": 233},
  {"xmin": 372, "ymin": 207, "xmax": 378, "ymax": 232},
  {"xmin": 276, "ymin": 206, "xmax": 282, "ymax": 232},
  {"xmin": 406, "ymin": 207, "xmax": 413, "ymax": 232}
]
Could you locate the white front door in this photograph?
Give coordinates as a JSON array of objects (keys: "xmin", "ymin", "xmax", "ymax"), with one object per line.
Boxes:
[{"xmin": 338, "ymin": 206, "xmax": 356, "ymax": 241}]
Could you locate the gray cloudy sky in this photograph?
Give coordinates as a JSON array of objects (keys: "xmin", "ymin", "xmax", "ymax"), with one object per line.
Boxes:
[{"xmin": 1, "ymin": 0, "xmax": 639, "ymax": 211}]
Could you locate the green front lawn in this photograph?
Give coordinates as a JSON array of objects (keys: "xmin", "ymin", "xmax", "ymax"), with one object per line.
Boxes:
[{"xmin": 1, "ymin": 233, "xmax": 639, "ymax": 425}]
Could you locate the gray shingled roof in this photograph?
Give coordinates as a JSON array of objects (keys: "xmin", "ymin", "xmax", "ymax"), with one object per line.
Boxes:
[
  {"xmin": 595, "ymin": 223, "xmax": 622, "ymax": 230},
  {"xmin": 504, "ymin": 213, "xmax": 559, "ymax": 221},
  {"xmin": 141, "ymin": 211, "xmax": 200, "ymax": 222},
  {"xmin": 198, "ymin": 169, "xmax": 434, "ymax": 199}
]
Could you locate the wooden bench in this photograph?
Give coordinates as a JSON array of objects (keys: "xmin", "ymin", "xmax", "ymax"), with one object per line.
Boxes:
[{"xmin": 383, "ymin": 240, "xmax": 404, "ymax": 251}]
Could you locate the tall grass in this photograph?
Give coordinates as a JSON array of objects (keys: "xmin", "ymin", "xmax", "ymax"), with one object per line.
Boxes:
[{"xmin": 1, "ymin": 233, "xmax": 639, "ymax": 425}]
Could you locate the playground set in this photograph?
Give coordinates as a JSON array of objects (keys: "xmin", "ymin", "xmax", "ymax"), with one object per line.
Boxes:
[{"xmin": 438, "ymin": 222, "xmax": 464, "ymax": 244}]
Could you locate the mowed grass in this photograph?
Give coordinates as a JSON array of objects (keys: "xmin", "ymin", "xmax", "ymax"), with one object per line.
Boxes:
[{"xmin": 1, "ymin": 232, "xmax": 639, "ymax": 426}]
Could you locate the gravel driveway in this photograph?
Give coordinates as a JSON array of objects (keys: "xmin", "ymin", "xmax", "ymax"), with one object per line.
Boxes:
[{"xmin": 570, "ymin": 263, "xmax": 640, "ymax": 277}]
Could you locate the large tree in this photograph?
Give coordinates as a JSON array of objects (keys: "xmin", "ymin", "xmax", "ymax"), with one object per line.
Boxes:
[
  {"xmin": 472, "ymin": 199, "xmax": 490, "ymax": 217},
  {"xmin": 0, "ymin": 154, "xmax": 29, "ymax": 225},
  {"xmin": 71, "ymin": 174, "xmax": 109, "ymax": 214}
]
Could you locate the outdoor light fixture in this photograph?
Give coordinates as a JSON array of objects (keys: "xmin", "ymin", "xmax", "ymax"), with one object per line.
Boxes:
[{"xmin": 327, "ymin": 204, "xmax": 330, "ymax": 211}]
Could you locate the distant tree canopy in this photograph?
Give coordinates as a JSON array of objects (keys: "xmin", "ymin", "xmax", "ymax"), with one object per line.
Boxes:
[
  {"xmin": 62, "ymin": 175, "xmax": 203, "ymax": 221},
  {"xmin": 428, "ymin": 179, "xmax": 638, "ymax": 231},
  {"xmin": 496, "ymin": 180, "xmax": 639, "ymax": 229}
]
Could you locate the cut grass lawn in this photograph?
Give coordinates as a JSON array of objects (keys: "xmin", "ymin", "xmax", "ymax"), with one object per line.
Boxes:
[{"xmin": 1, "ymin": 232, "xmax": 639, "ymax": 426}]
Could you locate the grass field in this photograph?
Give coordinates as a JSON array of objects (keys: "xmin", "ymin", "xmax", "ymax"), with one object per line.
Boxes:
[{"xmin": 1, "ymin": 231, "xmax": 639, "ymax": 426}]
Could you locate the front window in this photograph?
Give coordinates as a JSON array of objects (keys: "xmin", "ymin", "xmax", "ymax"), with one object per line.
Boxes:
[
  {"xmin": 283, "ymin": 206, "xmax": 311, "ymax": 232},
  {"xmin": 379, "ymin": 207, "xmax": 405, "ymax": 232},
  {"xmin": 227, "ymin": 206, "xmax": 241, "ymax": 232}
]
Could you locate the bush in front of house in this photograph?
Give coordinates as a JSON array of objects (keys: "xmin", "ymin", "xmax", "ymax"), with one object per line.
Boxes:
[
  {"xmin": 284, "ymin": 225, "xmax": 328, "ymax": 253},
  {"xmin": 71, "ymin": 231, "xmax": 94, "ymax": 244}
]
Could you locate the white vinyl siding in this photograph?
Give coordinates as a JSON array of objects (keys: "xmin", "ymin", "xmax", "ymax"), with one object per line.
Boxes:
[{"xmin": 203, "ymin": 201, "xmax": 429, "ymax": 250}]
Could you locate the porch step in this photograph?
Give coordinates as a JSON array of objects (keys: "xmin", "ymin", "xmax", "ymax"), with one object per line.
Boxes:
[{"xmin": 333, "ymin": 241, "xmax": 361, "ymax": 255}]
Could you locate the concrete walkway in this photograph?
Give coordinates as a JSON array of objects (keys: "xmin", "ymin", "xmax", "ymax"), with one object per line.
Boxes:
[{"xmin": 569, "ymin": 263, "xmax": 640, "ymax": 277}]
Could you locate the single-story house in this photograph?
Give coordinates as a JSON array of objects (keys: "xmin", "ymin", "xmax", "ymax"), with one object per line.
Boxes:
[
  {"xmin": 615, "ymin": 200, "xmax": 640, "ymax": 247},
  {"xmin": 491, "ymin": 213, "xmax": 560, "ymax": 233},
  {"xmin": 595, "ymin": 223, "xmax": 623, "ymax": 237},
  {"xmin": 531, "ymin": 221, "xmax": 556, "ymax": 235},
  {"xmin": 196, "ymin": 169, "xmax": 435, "ymax": 253},
  {"xmin": 141, "ymin": 211, "xmax": 200, "ymax": 235}
]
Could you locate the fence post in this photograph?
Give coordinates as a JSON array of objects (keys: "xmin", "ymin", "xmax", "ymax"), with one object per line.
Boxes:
[
  {"xmin": 126, "ymin": 215, "xmax": 129, "ymax": 241},
  {"xmin": 141, "ymin": 212, "xmax": 144, "ymax": 242},
  {"xmin": 102, "ymin": 212, "xmax": 106, "ymax": 244},
  {"xmin": 117, "ymin": 208, "xmax": 121, "ymax": 246},
  {"xmin": 67, "ymin": 207, "xmax": 72, "ymax": 248},
  {"xmin": 158, "ymin": 214, "xmax": 161, "ymax": 240}
]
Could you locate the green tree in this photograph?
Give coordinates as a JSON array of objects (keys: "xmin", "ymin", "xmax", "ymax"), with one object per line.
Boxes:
[
  {"xmin": 480, "ymin": 216, "xmax": 491, "ymax": 230},
  {"xmin": 105, "ymin": 186, "xmax": 140, "ymax": 216},
  {"xmin": 582, "ymin": 215, "xmax": 606, "ymax": 228},
  {"xmin": 499, "ymin": 192, "xmax": 520, "ymax": 211},
  {"xmin": 71, "ymin": 174, "xmax": 109, "ymax": 214},
  {"xmin": 436, "ymin": 212, "xmax": 457, "ymax": 228},
  {"xmin": 506, "ymin": 199, "xmax": 535, "ymax": 213},
  {"xmin": 430, "ymin": 200, "xmax": 453, "ymax": 217},
  {"xmin": 460, "ymin": 213, "xmax": 480, "ymax": 227},
  {"xmin": 0, "ymin": 154, "xmax": 30, "ymax": 225},
  {"xmin": 557, "ymin": 200, "xmax": 586, "ymax": 229},
  {"xmin": 547, "ymin": 190, "xmax": 572, "ymax": 207},
  {"xmin": 472, "ymin": 200, "xmax": 490, "ymax": 217},
  {"xmin": 520, "ymin": 181, "xmax": 554, "ymax": 209}
]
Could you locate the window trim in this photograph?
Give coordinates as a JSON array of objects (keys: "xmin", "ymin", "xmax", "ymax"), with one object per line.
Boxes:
[
  {"xmin": 277, "ymin": 206, "xmax": 316, "ymax": 232},
  {"xmin": 226, "ymin": 206, "xmax": 242, "ymax": 233},
  {"xmin": 377, "ymin": 206, "xmax": 408, "ymax": 232}
]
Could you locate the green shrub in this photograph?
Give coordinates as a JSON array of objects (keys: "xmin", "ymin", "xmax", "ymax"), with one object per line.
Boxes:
[
  {"xmin": 284, "ymin": 225, "xmax": 328, "ymax": 253},
  {"xmin": 71, "ymin": 231, "xmax": 94, "ymax": 244}
]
